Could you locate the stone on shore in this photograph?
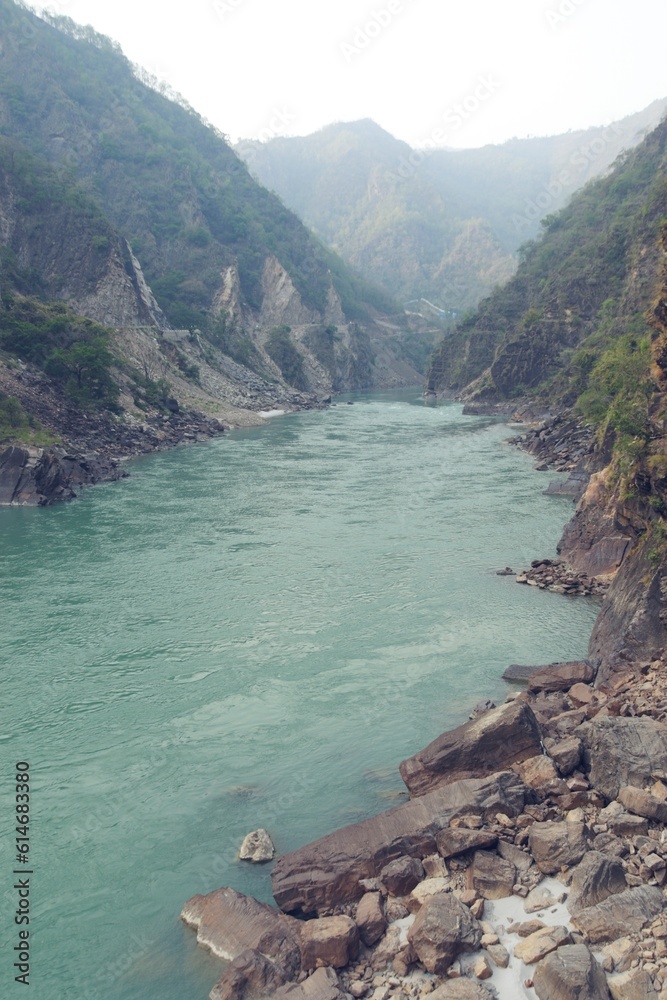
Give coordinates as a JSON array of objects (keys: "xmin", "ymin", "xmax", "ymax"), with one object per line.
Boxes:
[
  {"xmin": 566, "ymin": 851, "xmax": 627, "ymax": 915},
  {"xmin": 607, "ymin": 968, "xmax": 657, "ymax": 999},
  {"xmin": 528, "ymin": 821, "xmax": 588, "ymax": 874},
  {"xmin": 436, "ymin": 827, "xmax": 498, "ymax": 859},
  {"xmin": 532, "ymin": 943, "xmax": 610, "ymax": 999},
  {"xmin": 379, "ymin": 856, "xmax": 424, "ymax": 896},
  {"xmin": 273, "ymin": 966, "xmax": 346, "ymax": 999},
  {"xmin": 300, "ymin": 916, "xmax": 359, "ymax": 971},
  {"xmin": 577, "ymin": 716, "xmax": 667, "ymax": 801},
  {"xmin": 239, "ymin": 828, "xmax": 275, "ymax": 863},
  {"xmin": 209, "ymin": 948, "xmax": 289, "ymax": 1000},
  {"xmin": 399, "ymin": 701, "xmax": 542, "ymax": 797},
  {"xmin": 544, "ymin": 736, "xmax": 583, "ymax": 776},
  {"xmin": 271, "ymin": 772, "xmax": 525, "ymax": 916},
  {"xmin": 429, "ymin": 981, "xmax": 495, "ymax": 999},
  {"xmin": 571, "ymin": 885, "xmax": 665, "ymax": 944},
  {"xmin": 407, "ymin": 892, "xmax": 482, "ymax": 974},
  {"xmin": 527, "ymin": 660, "xmax": 596, "ymax": 693},
  {"xmin": 514, "ymin": 755, "xmax": 569, "ymax": 799}
]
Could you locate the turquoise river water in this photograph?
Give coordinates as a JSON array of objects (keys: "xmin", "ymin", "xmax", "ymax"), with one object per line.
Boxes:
[{"xmin": 0, "ymin": 390, "xmax": 600, "ymax": 1000}]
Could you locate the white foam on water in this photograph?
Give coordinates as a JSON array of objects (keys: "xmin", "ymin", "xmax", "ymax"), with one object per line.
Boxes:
[{"xmin": 259, "ymin": 409, "xmax": 286, "ymax": 418}]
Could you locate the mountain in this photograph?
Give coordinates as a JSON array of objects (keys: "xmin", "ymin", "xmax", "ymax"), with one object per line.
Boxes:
[
  {"xmin": 0, "ymin": 0, "xmax": 427, "ymax": 447},
  {"xmin": 236, "ymin": 103, "xmax": 667, "ymax": 316}
]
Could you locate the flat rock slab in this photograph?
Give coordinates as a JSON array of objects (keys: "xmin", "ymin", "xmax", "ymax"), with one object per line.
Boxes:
[
  {"xmin": 503, "ymin": 663, "xmax": 543, "ymax": 682},
  {"xmin": 514, "ymin": 924, "xmax": 572, "ymax": 964},
  {"xmin": 533, "ymin": 943, "xmax": 611, "ymax": 999},
  {"xmin": 429, "ymin": 981, "xmax": 495, "ymax": 999},
  {"xmin": 617, "ymin": 785, "xmax": 667, "ymax": 823},
  {"xmin": 572, "ymin": 885, "xmax": 665, "ymax": 944},
  {"xmin": 273, "ymin": 967, "xmax": 346, "ymax": 1000},
  {"xmin": 528, "ymin": 660, "xmax": 596, "ymax": 693},
  {"xmin": 577, "ymin": 716, "xmax": 667, "ymax": 801},
  {"xmin": 181, "ymin": 886, "xmax": 299, "ymax": 966},
  {"xmin": 436, "ymin": 827, "xmax": 498, "ymax": 859},
  {"xmin": 608, "ymin": 967, "xmax": 657, "ymax": 999},
  {"xmin": 399, "ymin": 701, "xmax": 542, "ymax": 797},
  {"xmin": 272, "ymin": 772, "xmax": 525, "ymax": 916}
]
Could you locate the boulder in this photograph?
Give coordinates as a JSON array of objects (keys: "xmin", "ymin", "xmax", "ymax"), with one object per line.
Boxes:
[
  {"xmin": 527, "ymin": 661, "xmax": 596, "ymax": 693},
  {"xmin": 566, "ymin": 851, "xmax": 627, "ymax": 915},
  {"xmin": 545, "ymin": 736, "xmax": 583, "ymax": 776},
  {"xmin": 299, "ymin": 916, "xmax": 358, "ymax": 971},
  {"xmin": 514, "ymin": 925, "xmax": 572, "ymax": 964},
  {"xmin": 436, "ymin": 828, "xmax": 498, "ymax": 859},
  {"xmin": 239, "ymin": 829, "xmax": 275, "ymax": 863},
  {"xmin": 209, "ymin": 948, "xmax": 288, "ymax": 1000},
  {"xmin": 515, "ymin": 755, "xmax": 569, "ymax": 799},
  {"xmin": 407, "ymin": 893, "xmax": 482, "ymax": 974},
  {"xmin": 411, "ymin": 877, "xmax": 451, "ymax": 906},
  {"xmin": 181, "ymin": 887, "xmax": 299, "ymax": 973},
  {"xmin": 467, "ymin": 850, "xmax": 515, "ymax": 900},
  {"xmin": 617, "ymin": 785, "xmax": 667, "ymax": 823},
  {"xmin": 272, "ymin": 772, "xmax": 525, "ymax": 916},
  {"xmin": 273, "ymin": 967, "xmax": 346, "ymax": 1000},
  {"xmin": 528, "ymin": 821, "xmax": 588, "ymax": 874},
  {"xmin": 355, "ymin": 893, "xmax": 386, "ymax": 947},
  {"xmin": 572, "ymin": 885, "xmax": 665, "ymax": 944},
  {"xmin": 486, "ymin": 942, "xmax": 510, "ymax": 968},
  {"xmin": 399, "ymin": 701, "xmax": 542, "ymax": 797},
  {"xmin": 497, "ymin": 839, "xmax": 533, "ymax": 872},
  {"xmin": 379, "ymin": 856, "xmax": 424, "ymax": 896},
  {"xmin": 533, "ymin": 944, "xmax": 610, "ymax": 999},
  {"xmin": 608, "ymin": 968, "xmax": 657, "ymax": 1000},
  {"xmin": 577, "ymin": 716, "xmax": 667, "ymax": 801}
]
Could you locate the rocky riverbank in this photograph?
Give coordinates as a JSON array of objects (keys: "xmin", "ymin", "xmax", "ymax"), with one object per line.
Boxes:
[{"xmin": 178, "ymin": 406, "xmax": 667, "ymax": 1000}]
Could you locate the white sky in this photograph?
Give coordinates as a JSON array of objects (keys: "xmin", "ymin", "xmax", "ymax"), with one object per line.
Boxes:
[{"xmin": 29, "ymin": 0, "xmax": 667, "ymax": 148}]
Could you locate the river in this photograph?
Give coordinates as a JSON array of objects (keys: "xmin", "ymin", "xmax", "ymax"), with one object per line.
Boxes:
[{"xmin": 0, "ymin": 390, "xmax": 599, "ymax": 999}]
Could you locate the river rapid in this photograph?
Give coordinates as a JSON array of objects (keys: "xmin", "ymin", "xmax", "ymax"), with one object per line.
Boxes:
[{"xmin": 0, "ymin": 390, "xmax": 600, "ymax": 1000}]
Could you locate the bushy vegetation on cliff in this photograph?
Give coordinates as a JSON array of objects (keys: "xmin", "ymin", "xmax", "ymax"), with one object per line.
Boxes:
[
  {"xmin": 426, "ymin": 118, "xmax": 667, "ymax": 410},
  {"xmin": 0, "ymin": 0, "xmax": 396, "ymax": 331}
]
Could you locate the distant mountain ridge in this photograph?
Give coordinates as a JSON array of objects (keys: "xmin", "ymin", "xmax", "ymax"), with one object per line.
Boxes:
[{"xmin": 236, "ymin": 101, "xmax": 667, "ymax": 316}]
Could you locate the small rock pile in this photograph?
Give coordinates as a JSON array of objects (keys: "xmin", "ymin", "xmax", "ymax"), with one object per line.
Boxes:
[{"xmin": 515, "ymin": 559, "xmax": 609, "ymax": 598}]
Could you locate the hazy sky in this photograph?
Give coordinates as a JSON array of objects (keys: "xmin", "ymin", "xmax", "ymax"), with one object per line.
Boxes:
[{"xmin": 29, "ymin": 0, "xmax": 667, "ymax": 148}]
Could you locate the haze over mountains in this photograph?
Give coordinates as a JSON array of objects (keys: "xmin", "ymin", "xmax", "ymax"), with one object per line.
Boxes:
[{"xmin": 237, "ymin": 100, "xmax": 667, "ymax": 317}]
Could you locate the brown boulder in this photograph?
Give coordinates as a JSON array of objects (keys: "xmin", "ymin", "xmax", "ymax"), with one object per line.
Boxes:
[
  {"xmin": 528, "ymin": 821, "xmax": 588, "ymax": 874},
  {"xmin": 533, "ymin": 943, "xmax": 610, "ymax": 999},
  {"xmin": 429, "ymin": 982, "xmax": 495, "ymax": 999},
  {"xmin": 577, "ymin": 716, "xmax": 667, "ymax": 801},
  {"xmin": 399, "ymin": 701, "xmax": 542, "ymax": 797},
  {"xmin": 355, "ymin": 893, "xmax": 386, "ymax": 947},
  {"xmin": 407, "ymin": 892, "xmax": 482, "ymax": 974},
  {"xmin": 466, "ymin": 850, "xmax": 515, "ymax": 900},
  {"xmin": 272, "ymin": 772, "xmax": 525, "ymax": 915},
  {"xmin": 300, "ymin": 916, "xmax": 359, "ymax": 971},
  {"xmin": 380, "ymin": 856, "xmax": 424, "ymax": 896},
  {"xmin": 545, "ymin": 736, "xmax": 583, "ymax": 776},
  {"xmin": 617, "ymin": 785, "xmax": 667, "ymax": 823},
  {"xmin": 181, "ymin": 886, "xmax": 299, "ymax": 973},
  {"xmin": 607, "ymin": 968, "xmax": 657, "ymax": 999},
  {"xmin": 572, "ymin": 885, "xmax": 665, "ymax": 944},
  {"xmin": 515, "ymin": 755, "xmax": 569, "ymax": 799},
  {"xmin": 436, "ymin": 827, "xmax": 498, "ymax": 859},
  {"xmin": 273, "ymin": 967, "xmax": 346, "ymax": 1000},
  {"xmin": 566, "ymin": 851, "xmax": 627, "ymax": 915},
  {"xmin": 527, "ymin": 661, "xmax": 596, "ymax": 693}
]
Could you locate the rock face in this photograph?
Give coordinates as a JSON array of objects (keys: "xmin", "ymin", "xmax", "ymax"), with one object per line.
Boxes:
[
  {"xmin": 527, "ymin": 661, "xmax": 596, "ymax": 693},
  {"xmin": 572, "ymin": 885, "xmax": 665, "ymax": 944},
  {"xmin": 271, "ymin": 772, "xmax": 525, "ymax": 916},
  {"xmin": 239, "ymin": 829, "xmax": 275, "ymax": 863},
  {"xmin": 0, "ymin": 445, "xmax": 124, "ymax": 506},
  {"xmin": 407, "ymin": 893, "xmax": 482, "ymax": 974},
  {"xmin": 528, "ymin": 821, "xmax": 588, "ymax": 874},
  {"xmin": 466, "ymin": 850, "xmax": 515, "ymax": 900},
  {"xmin": 577, "ymin": 716, "xmax": 667, "ymax": 801},
  {"xmin": 533, "ymin": 943, "xmax": 611, "ymax": 999},
  {"xmin": 399, "ymin": 701, "xmax": 542, "ymax": 797}
]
